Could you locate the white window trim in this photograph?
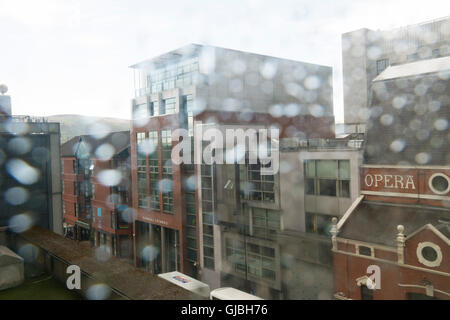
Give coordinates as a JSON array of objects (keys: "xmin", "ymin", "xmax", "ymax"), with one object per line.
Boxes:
[{"xmin": 416, "ymin": 241, "xmax": 442, "ymax": 268}]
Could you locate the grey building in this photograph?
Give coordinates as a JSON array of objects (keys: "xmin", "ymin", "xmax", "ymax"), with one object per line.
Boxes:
[
  {"xmin": 129, "ymin": 44, "xmax": 336, "ymax": 280},
  {"xmin": 342, "ymin": 16, "xmax": 450, "ymax": 128},
  {"xmin": 199, "ymin": 127, "xmax": 364, "ymax": 299},
  {"xmin": 0, "ymin": 91, "xmax": 63, "ymax": 235}
]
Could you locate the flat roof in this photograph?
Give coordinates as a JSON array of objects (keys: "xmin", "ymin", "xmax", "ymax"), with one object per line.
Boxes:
[
  {"xmin": 373, "ymin": 56, "xmax": 450, "ymax": 81},
  {"xmin": 16, "ymin": 227, "xmax": 203, "ymax": 300}
]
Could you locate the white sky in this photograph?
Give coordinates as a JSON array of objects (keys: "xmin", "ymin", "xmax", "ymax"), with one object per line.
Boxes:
[{"xmin": 0, "ymin": 0, "xmax": 449, "ymax": 122}]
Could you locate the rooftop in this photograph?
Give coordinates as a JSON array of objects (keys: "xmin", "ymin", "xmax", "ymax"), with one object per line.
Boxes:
[
  {"xmin": 373, "ymin": 56, "xmax": 450, "ymax": 81},
  {"xmin": 61, "ymin": 131, "xmax": 130, "ymax": 158},
  {"xmin": 339, "ymin": 201, "xmax": 450, "ymax": 246},
  {"xmin": 16, "ymin": 226, "xmax": 202, "ymax": 300}
]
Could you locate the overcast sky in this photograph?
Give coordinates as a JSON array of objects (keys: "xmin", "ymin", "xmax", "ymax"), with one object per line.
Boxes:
[{"xmin": 0, "ymin": 0, "xmax": 448, "ymax": 122}]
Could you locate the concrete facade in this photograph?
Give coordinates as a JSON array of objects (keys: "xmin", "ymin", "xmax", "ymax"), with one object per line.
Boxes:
[
  {"xmin": 342, "ymin": 16, "xmax": 450, "ymax": 125},
  {"xmin": 129, "ymin": 44, "xmax": 335, "ymax": 284},
  {"xmin": 0, "ymin": 117, "xmax": 62, "ymax": 235},
  {"xmin": 201, "ymin": 134, "xmax": 363, "ymax": 299}
]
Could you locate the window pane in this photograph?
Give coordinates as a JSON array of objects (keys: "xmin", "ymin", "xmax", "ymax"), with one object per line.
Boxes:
[
  {"xmin": 317, "ymin": 160, "xmax": 338, "ymax": 178},
  {"xmin": 305, "ymin": 160, "xmax": 315, "ymax": 177},
  {"xmin": 339, "ymin": 160, "xmax": 350, "ymax": 179},
  {"xmin": 305, "ymin": 178, "xmax": 315, "ymax": 195},
  {"xmin": 340, "ymin": 180, "xmax": 350, "ymax": 198},
  {"xmin": 319, "ymin": 179, "xmax": 337, "ymax": 196}
]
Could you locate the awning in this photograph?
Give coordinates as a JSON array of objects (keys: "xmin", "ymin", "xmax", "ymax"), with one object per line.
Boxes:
[{"xmin": 75, "ymin": 220, "xmax": 90, "ymax": 229}]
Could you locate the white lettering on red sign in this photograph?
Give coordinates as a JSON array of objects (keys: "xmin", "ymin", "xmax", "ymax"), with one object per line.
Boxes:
[{"xmin": 364, "ymin": 174, "xmax": 415, "ymax": 190}]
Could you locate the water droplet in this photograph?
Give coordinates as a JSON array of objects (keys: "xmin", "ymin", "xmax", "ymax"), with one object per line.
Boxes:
[
  {"xmin": 4, "ymin": 187, "xmax": 29, "ymax": 205},
  {"xmin": 415, "ymin": 152, "xmax": 431, "ymax": 164},
  {"xmin": 6, "ymin": 159, "xmax": 40, "ymax": 185},
  {"xmin": 434, "ymin": 118, "xmax": 448, "ymax": 131},
  {"xmin": 380, "ymin": 114, "xmax": 394, "ymax": 126},
  {"xmin": 97, "ymin": 169, "xmax": 122, "ymax": 186},
  {"xmin": 95, "ymin": 245, "xmax": 112, "ymax": 262},
  {"xmin": 390, "ymin": 139, "xmax": 406, "ymax": 153},
  {"xmin": 7, "ymin": 137, "xmax": 31, "ymax": 155},
  {"xmin": 9, "ymin": 213, "xmax": 33, "ymax": 233},
  {"xmin": 86, "ymin": 284, "xmax": 111, "ymax": 300},
  {"xmin": 304, "ymin": 76, "xmax": 321, "ymax": 90},
  {"xmin": 159, "ymin": 179, "xmax": 173, "ymax": 194},
  {"xmin": 95, "ymin": 143, "xmax": 115, "ymax": 161}
]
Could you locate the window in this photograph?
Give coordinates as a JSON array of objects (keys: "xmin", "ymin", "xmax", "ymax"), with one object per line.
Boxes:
[
  {"xmin": 62, "ymin": 201, "xmax": 66, "ymax": 215},
  {"xmin": 165, "ymin": 229, "xmax": 180, "ymax": 272},
  {"xmin": 144, "ymin": 58, "xmax": 198, "ymax": 95},
  {"xmin": 162, "ymin": 97, "xmax": 176, "ymax": 115},
  {"xmin": 202, "ymin": 164, "xmax": 215, "ymax": 270},
  {"xmin": 252, "ymin": 208, "xmax": 280, "ymax": 239},
  {"xmin": 225, "ymin": 239, "xmax": 277, "ymax": 282},
  {"xmin": 182, "ymin": 95, "xmax": 194, "ymax": 136},
  {"xmin": 149, "ymin": 101, "xmax": 155, "ymax": 116},
  {"xmin": 247, "ymin": 162, "xmax": 275, "ymax": 202},
  {"xmin": 358, "ymin": 246, "xmax": 372, "ymax": 256},
  {"xmin": 225, "ymin": 238, "xmax": 246, "ymax": 275},
  {"xmin": 185, "ymin": 165, "xmax": 197, "ymax": 263},
  {"xmin": 137, "ymin": 132, "xmax": 148, "ymax": 208},
  {"xmin": 376, "ymin": 58, "xmax": 389, "ymax": 75},
  {"xmin": 407, "ymin": 53, "xmax": 418, "ymax": 62},
  {"xmin": 304, "ymin": 160, "xmax": 350, "ymax": 198},
  {"xmin": 306, "ymin": 212, "xmax": 333, "ymax": 236},
  {"xmin": 161, "ymin": 130, "xmax": 173, "ymax": 213},
  {"xmin": 147, "ymin": 131, "xmax": 160, "ymax": 210}
]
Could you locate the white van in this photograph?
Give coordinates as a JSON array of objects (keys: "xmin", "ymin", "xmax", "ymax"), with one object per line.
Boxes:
[
  {"xmin": 158, "ymin": 271, "xmax": 210, "ymax": 298},
  {"xmin": 210, "ymin": 287, "xmax": 263, "ymax": 300}
]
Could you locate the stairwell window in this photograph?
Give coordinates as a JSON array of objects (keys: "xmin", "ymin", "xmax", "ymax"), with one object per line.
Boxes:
[
  {"xmin": 304, "ymin": 160, "xmax": 350, "ymax": 198},
  {"xmin": 376, "ymin": 58, "xmax": 389, "ymax": 75}
]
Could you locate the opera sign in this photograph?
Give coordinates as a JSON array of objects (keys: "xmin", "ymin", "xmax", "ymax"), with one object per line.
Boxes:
[{"xmin": 364, "ymin": 173, "xmax": 416, "ymax": 190}]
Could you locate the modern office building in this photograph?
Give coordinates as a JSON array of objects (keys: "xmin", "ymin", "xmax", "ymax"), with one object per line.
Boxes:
[
  {"xmin": 129, "ymin": 44, "xmax": 335, "ymax": 279},
  {"xmin": 206, "ymin": 132, "xmax": 363, "ymax": 299},
  {"xmin": 61, "ymin": 131, "xmax": 133, "ymax": 262},
  {"xmin": 0, "ymin": 87, "xmax": 63, "ymax": 235},
  {"xmin": 332, "ymin": 53, "xmax": 450, "ymax": 299},
  {"xmin": 341, "ymin": 16, "xmax": 450, "ymax": 129}
]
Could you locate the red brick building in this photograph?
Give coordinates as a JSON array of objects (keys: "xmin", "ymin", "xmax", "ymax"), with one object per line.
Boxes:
[
  {"xmin": 61, "ymin": 131, "xmax": 133, "ymax": 262},
  {"xmin": 332, "ymin": 57, "xmax": 450, "ymax": 300}
]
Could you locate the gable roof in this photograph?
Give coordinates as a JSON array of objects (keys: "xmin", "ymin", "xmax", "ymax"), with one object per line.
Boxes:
[
  {"xmin": 61, "ymin": 131, "xmax": 130, "ymax": 158},
  {"xmin": 338, "ymin": 200, "xmax": 450, "ymax": 246},
  {"xmin": 406, "ymin": 223, "xmax": 450, "ymax": 246}
]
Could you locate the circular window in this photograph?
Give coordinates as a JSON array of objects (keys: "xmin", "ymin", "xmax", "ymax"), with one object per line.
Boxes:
[
  {"xmin": 421, "ymin": 246, "xmax": 438, "ymax": 262},
  {"xmin": 417, "ymin": 242, "xmax": 442, "ymax": 267},
  {"xmin": 428, "ymin": 173, "xmax": 450, "ymax": 195}
]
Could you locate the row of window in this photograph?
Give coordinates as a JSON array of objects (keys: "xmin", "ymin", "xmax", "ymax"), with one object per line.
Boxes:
[
  {"xmin": 304, "ymin": 160, "xmax": 350, "ymax": 197},
  {"xmin": 137, "ymin": 130, "xmax": 174, "ymax": 213},
  {"xmin": 184, "ymin": 164, "xmax": 198, "ymax": 264},
  {"xmin": 146, "ymin": 58, "xmax": 199, "ymax": 94},
  {"xmin": 201, "ymin": 164, "xmax": 215, "ymax": 270},
  {"xmin": 225, "ymin": 238, "xmax": 277, "ymax": 282}
]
